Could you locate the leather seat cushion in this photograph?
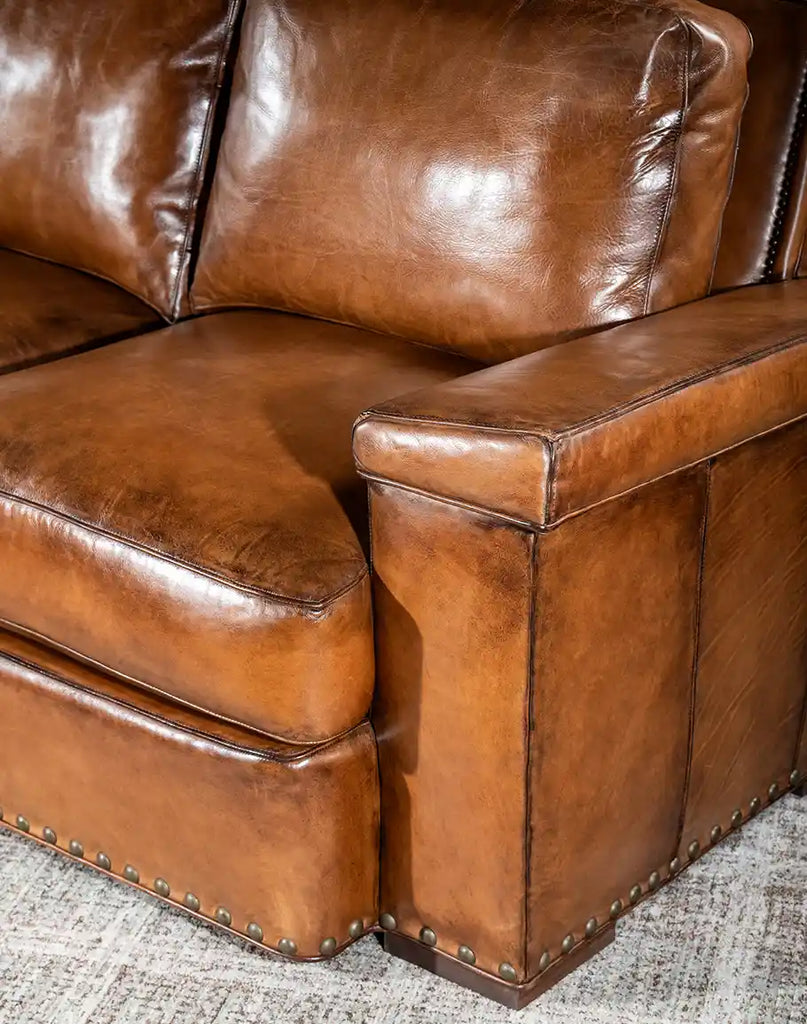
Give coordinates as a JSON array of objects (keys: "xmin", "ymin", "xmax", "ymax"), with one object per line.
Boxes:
[
  {"xmin": 0, "ymin": 249, "xmax": 161, "ymax": 374},
  {"xmin": 0, "ymin": 311, "xmax": 475, "ymax": 741}
]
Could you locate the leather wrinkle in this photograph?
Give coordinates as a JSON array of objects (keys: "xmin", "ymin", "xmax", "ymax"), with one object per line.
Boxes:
[
  {"xmin": 642, "ymin": 20, "xmax": 689, "ymax": 316},
  {"xmin": 173, "ymin": 0, "xmax": 244, "ymax": 319}
]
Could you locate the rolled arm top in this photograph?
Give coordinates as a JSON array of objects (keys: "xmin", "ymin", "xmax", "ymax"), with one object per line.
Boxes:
[{"xmin": 353, "ymin": 281, "xmax": 807, "ymax": 526}]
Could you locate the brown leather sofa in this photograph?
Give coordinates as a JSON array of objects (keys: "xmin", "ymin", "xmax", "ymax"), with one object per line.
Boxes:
[{"xmin": 0, "ymin": 0, "xmax": 804, "ymax": 1011}]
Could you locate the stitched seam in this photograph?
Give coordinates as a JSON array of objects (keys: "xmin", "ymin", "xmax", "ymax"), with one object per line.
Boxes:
[
  {"xmin": 362, "ymin": 327, "xmax": 807, "ymax": 442},
  {"xmin": 543, "ymin": 439, "xmax": 558, "ymax": 525},
  {"xmin": 0, "ymin": 645, "xmax": 369, "ymax": 764},
  {"xmin": 357, "ymin": 409, "xmax": 807, "ymax": 529},
  {"xmin": 674, "ymin": 461, "xmax": 712, "ymax": 855},
  {"xmin": 522, "ymin": 531, "xmax": 539, "ymax": 976},
  {"xmin": 764, "ymin": 59, "xmax": 807, "ymax": 281},
  {"xmin": 170, "ymin": 0, "xmax": 242, "ymax": 320},
  {"xmin": 0, "ymin": 616, "xmax": 361, "ymax": 747},
  {"xmin": 0, "ymin": 488, "xmax": 367, "ymax": 611},
  {"xmin": 643, "ymin": 19, "xmax": 690, "ymax": 316}
]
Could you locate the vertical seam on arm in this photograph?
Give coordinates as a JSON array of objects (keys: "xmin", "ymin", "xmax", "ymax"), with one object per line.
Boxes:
[
  {"xmin": 522, "ymin": 530, "xmax": 539, "ymax": 976},
  {"xmin": 674, "ymin": 460, "xmax": 712, "ymax": 854}
]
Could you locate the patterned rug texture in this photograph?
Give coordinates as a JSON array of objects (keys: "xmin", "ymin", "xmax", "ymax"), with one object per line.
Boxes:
[{"xmin": 0, "ymin": 796, "xmax": 804, "ymax": 1024}]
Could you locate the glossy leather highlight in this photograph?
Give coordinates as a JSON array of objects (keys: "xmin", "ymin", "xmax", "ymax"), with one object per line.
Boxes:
[
  {"xmin": 354, "ymin": 281, "xmax": 807, "ymax": 524},
  {"xmin": 0, "ymin": 0, "xmax": 240, "ymax": 316},
  {"xmin": 192, "ymin": 0, "xmax": 750, "ymax": 362}
]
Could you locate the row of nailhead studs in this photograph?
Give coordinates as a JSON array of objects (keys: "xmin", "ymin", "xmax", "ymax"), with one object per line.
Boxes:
[
  {"xmin": 763, "ymin": 65, "xmax": 807, "ymax": 280},
  {"xmin": 0, "ymin": 807, "xmax": 364, "ymax": 958},
  {"xmin": 377, "ymin": 771, "xmax": 804, "ymax": 985}
]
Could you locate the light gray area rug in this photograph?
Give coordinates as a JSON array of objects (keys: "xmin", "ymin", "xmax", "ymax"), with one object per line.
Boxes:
[{"xmin": 0, "ymin": 797, "xmax": 804, "ymax": 1024}]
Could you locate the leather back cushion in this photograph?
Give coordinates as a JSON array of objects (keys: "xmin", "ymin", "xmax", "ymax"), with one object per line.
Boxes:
[
  {"xmin": 192, "ymin": 0, "xmax": 749, "ymax": 363},
  {"xmin": 712, "ymin": 0, "xmax": 807, "ymax": 289},
  {"xmin": 0, "ymin": 0, "xmax": 239, "ymax": 318}
]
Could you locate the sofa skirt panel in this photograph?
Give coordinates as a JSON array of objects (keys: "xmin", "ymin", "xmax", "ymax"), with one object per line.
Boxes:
[{"xmin": 0, "ymin": 628, "xmax": 379, "ymax": 960}]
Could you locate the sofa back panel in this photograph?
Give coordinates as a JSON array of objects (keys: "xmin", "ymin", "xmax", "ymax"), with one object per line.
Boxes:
[
  {"xmin": 0, "ymin": 0, "xmax": 240, "ymax": 318},
  {"xmin": 191, "ymin": 0, "xmax": 750, "ymax": 364},
  {"xmin": 711, "ymin": 0, "xmax": 807, "ymax": 289}
]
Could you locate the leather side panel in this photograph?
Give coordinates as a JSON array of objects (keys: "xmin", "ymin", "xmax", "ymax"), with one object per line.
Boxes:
[
  {"xmin": 371, "ymin": 483, "xmax": 533, "ymax": 976},
  {"xmin": 527, "ymin": 470, "xmax": 706, "ymax": 972},
  {"xmin": 0, "ymin": 630, "xmax": 379, "ymax": 956},
  {"xmin": 680, "ymin": 421, "xmax": 807, "ymax": 850}
]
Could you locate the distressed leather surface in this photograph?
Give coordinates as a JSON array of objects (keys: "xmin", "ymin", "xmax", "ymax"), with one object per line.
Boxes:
[
  {"xmin": 354, "ymin": 281, "xmax": 807, "ymax": 524},
  {"xmin": 0, "ymin": 310, "xmax": 473, "ymax": 741},
  {"xmin": 0, "ymin": 0, "xmax": 239, "ymax": 317},
  {"xmin": 0, "ymin": 249, "xmax": 161, "ymax": 374},
  {"xmin": 0, "ymin": 629, "xmax": 379, "ymax": 958},
  {"xmin": 192, "ymin": 0, "xmax": 750, "ymax": 361}
]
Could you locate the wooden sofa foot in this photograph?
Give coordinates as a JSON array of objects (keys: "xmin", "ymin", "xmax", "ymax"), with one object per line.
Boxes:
[{"xmin": 380, "ymin": 925, "xmax": 615, "ymax": 1009}]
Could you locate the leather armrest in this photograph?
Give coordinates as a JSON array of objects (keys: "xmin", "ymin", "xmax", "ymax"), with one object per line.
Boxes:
[{"xmin": 353, "ymin": 281, "xmax": 807, "ymax": 526}]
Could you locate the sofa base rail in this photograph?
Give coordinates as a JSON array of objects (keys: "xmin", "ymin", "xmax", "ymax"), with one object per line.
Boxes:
[
  {"xmin": 1, "ymin": 759, "xmax": 801, "ymax": 1003},
  {"xmin": 375, "ymin": 785, "xmax": 803, "ymax": 1007},
  {"xmin": 379, "ymin": 926, "xmax": 616, "ymax": 1010}
]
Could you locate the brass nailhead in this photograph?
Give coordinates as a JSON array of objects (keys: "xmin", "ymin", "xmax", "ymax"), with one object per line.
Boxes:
[
  {"xmin": 348, "ymin": 919, "xmax": 364, "ymax": 939},
  {"xmin": 790, "ymin": 769, "xmax": 801, "ymax": 788},
  {"xmin": 16, "ymin": 815, "xmax": 30, "ymax": 833},
  {"xmin": 648, "ymin": 871, "xmax": 661, "ymax": 891},
  {"xmin": 731, "ymin": 809, "xmax": 743, "ymax": 828},
  {"xmin": 69, "ymin": 840, "xmax": 84, "ymax": 858},
  {"xmin": 184, "ymin": 893, "xmax": 200, "ymax": 912},
  {"xmin": 768, "ymin": 782, "xmax": 779, "ymax": 801},
  {"xmin": 560, "ymin": 934, "xmax": 575, "ymax": 955},
  {"xmin": 687, "ymin": 840, "xmax": 700, "ymax": 860},
  {"xmin": 629, "ymin": 884, "xmax": 642, "ymax": 904},
  {"xmin": 498, "ymin": 962, "xmax": 518, "ymax": 983},
  {"xmin": 584, "ymin": 917, "xmax": 598, "ymax": 938},
  {"xmin": 457, "ymin": 945, "xmax": 476, "ymax": 965},
  {"xmin": 538, "ymin": 950, "xmax": 551, "ymax": 972},
  {"xmin": 319, "ymin": 937, "xmax": 337, "ymax": 956},
  {"xmin": 123, "ymin": 865, "xmax": 139, "ymax": 884},
  {"xmin": 42, "ymin": 827, "xmax": 57, "ymax": 845},
  {"xmin": 609, "ymin": 899, "xmax": 623, "ymax": 919},
  {"xmin": 710, "ymin": 825, "xmax": 722, "ymax": 844},
  {"xmin": 215, "ymin": 907, "xmax": 232, "ymax": 927},
  {"xmin": 669, "ymin": 857, "xmax": 681, "ymax": 875},
  {"xmin": 379, "ymin": 912, "xmax": 397, "ymax": 931},
  {"xmin": 247, "ymin": 922, "xmax": 264, "ymax": 943},
  {"xmin": 278, "ymin": 937, "xmax": 297, "ymax": 956},
  {"xmin": 749, "ymin": 797, "xmax": 761, "ymax": 815},
  {"xmin": 419, "ymin": 926, "xmax": 437, "ymax": 947},
  {"xmin": 96, "ymin": 852, "xmax": 111, "ymax": 871},
  {"xmin": 153, "ymin": 878, "xmax": 170, "ymax": 898}
]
